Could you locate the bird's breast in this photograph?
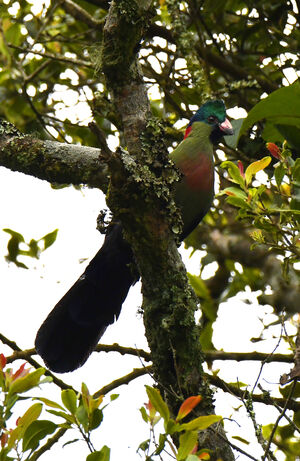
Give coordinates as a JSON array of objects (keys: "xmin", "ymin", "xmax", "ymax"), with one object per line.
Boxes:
[{"xmin": 179, "ymin": 155, "xmax": 214, "ymax": 192}]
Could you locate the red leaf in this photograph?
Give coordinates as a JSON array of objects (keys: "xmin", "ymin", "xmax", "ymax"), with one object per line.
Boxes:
[
  {"xmin": 0, "ymin": 432, "xmax": 8, "ymax": 448},
  {"xmin": 191, "ymin": 442, "xmax": 198, "ymax": 454},
  {"xmin": 176, "ymin": 395, "xmax": 202, "ymax": 421},
  {"xmin": 0, "ymin": 354, "xmax": 6, "ymax": 369},
  {"xmin": 12, "ymin": 363, "xmax": 29, "ymax": 381},
  {"xmin": 238, "ymin": 160, "xmax": 244, "ymax": 177},
  {"xmin": 145, "ymin": 400, "xmax": 157, "ymax": 420},
  {"xmin": 225, "ymin": 190, "xmax": 235, "ymax": 196},
  {"xmin": 198, "ymin": 452, "xmax": 210, "ymax": 459},
  {"xmin": 266, "ymin": 142, "xmax": 281, "ymax": 159}
]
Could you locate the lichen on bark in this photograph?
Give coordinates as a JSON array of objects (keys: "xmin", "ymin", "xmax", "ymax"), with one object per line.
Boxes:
[{"xmin": 99, "ymin": 1, "xmax": 236, "ymax": 459}]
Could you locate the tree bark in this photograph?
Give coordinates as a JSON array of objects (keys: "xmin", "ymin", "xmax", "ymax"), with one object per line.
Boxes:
[
  {"xmin": 0, "ymin": 120, "xmax": 108, "ymax": 190},
  {"xmin": 100, "ymin": 1, "xmax": 235, "ymax": 459}
]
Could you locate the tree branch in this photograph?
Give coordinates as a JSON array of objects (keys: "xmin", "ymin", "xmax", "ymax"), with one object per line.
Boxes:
[
  {"xmin": 205, "ymin": 350, "xmax": 294, "ymax": 363},
  {"xmin": 62, "ymin": 0, "xmax": 104, "ymax": 28},
  {"xmin": 206, "ymin": 373, "xmax": 300, "ymax": 412},
  {"xmin": 0, "ymin": 333, "xmax": 75, "ymax": 391},
  {"xmin": 0, "ymin": 120, "xmax": 109, "ymax": 190},
  {"xmin": 95, "ymin": 343, "xmax": 151, "ymax": 361},
  {"xmin": 93, "ymin": 366, "xmax": 152, "ymax": 398},
  {"xmin": 28, "ymin": 428, "xmax": 68, "ymax": 461}
]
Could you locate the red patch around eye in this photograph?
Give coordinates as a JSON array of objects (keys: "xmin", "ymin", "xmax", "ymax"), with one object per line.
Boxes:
[{"xmin": 184, "ymin": 126, "xmax": 192, "ymax": 139}]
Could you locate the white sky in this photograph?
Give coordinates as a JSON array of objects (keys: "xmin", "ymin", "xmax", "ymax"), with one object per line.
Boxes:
[{"xmin": 0, "ymin": 165, "xmax": 295, "ymax": 461}]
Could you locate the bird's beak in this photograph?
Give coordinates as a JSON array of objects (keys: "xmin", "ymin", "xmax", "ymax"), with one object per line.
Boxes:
[{"xmin": 219, "ymin": 118, "xmax": 234, "ymax": 135}]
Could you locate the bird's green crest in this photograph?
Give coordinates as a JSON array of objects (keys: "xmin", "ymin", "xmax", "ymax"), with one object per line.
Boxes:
[{"xmin": 199, "ymin": 99, "xmax": 226, "ymax": 123}]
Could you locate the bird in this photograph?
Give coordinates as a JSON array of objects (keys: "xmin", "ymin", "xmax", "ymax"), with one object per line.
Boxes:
[{"xmin": 35, "ymin": 100, "xmax": 233, "ymax": 373}]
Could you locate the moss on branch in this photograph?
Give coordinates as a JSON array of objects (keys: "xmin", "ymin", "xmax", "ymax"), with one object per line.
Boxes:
[{"xmin": 0, "ymin": 120, "xmax": 109, "ymax": 190}]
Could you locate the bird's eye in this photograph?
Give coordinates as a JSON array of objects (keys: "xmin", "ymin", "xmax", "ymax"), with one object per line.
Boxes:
[{"xmin": 207, "ymin": 115, "xmax": 216, "ymax": 123}]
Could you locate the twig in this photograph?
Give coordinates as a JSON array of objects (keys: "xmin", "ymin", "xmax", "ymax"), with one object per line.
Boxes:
[
  {"xmin": 205, "ymin": 372, "xmax": 300, "ymax": 411},
  {"xmin": 94, "ymin": 343, "xmax": 151, "ymax": 361},
  {"xmin": 251, "ymin": 323, "xmax": 284, "ymax": 394},
  {"xmin": 204, "ymin": 350, "xmax": 293, "ymax": 363},
  {"xmin": 262, "ymin": 380, "xmax": 297, "ymax": 460},
  {"xmin": 258, "ymin": 384, "xmax": 300, "ymax": 436},
  {"xmin": 7, "ymin": 43, "xmax": 94, "ymax": 68},
  {"xmin": 93, "ymin": 366, "xmax": 152, "ymax": 398},
  {"xmin": 212, "ymin": 427, "xmax": 259, "ymax": 461},
  {"xmin": 88, "ymin": 122, "xmax": 113, "ymax": 159},
  {"xmin": 27, "ymin": 428, "xmax": 67, "ymax": 461},
  {"xmin": 62, "ymin": 0, "xmax": 104, "ymax": 28}
]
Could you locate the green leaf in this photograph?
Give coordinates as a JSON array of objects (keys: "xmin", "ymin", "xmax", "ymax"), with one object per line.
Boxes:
[
  {"xmin": 3, "ymin": 228, "xmax": 26, "ymax": 265},
  {"xmin": 179, "ymin": 415, "xmax": 221, "ymax": 432},
  {"xmin": 165, "ymin": 419, "xmax": 179, "ymax": 435},
  {"xmin": 86, "ymin": 446, "xmax": 110, "ymax": 461},
  {"xmin": 187, "ymin": 274, "xmax": 210, "ymax": 300},
  {"xmin": 9, "ymin": 368, "xmax": 45, "ymax": 395},
  {"xmin": 137, "ymin": 439, "xmax": 150, "ymax": 453},
  {"xmin": 46, "ymin": 409, "xmax": 75, "ymax": 424},
  {"xmin": 3, "ymin": 228, "xmax": 25, "ymax": 242},
  {"xmin": 89, "ymin": 408, "xmax": 103, "ymax": 430},
  {"xmin": 22, "ymin": 420, "xmax": 57, "ymax": 452},
  {"xmin": 61, "ymin": 389, "xmax": 77, "ymax": 415},
  {"xmin": 274, "ymin": 163, "xmax": 286, "ymax": 187},
  {"xmin": 292, "ymin": 158, "xmax": 300, "ymax": 183},
  {"xmin": 224, "ymin": 118, "xmax": 244, "ymax": 149},
  {"xmin": 8, "ymin": 403, "xmax": 42, "ymax": 449},
  {"xmin": 239, "ymin": 82, "xmax": 300, "ymax": 139},
  {"xmin": 199, "ymin": 321, "xmax": 214, "ymax": 351},
  {"xmin": 220, "ymin": 187, "xmax": 248, "ymax": 199},
  {"xmin": 140, "ymin": 406, "xmax": 149, "ymax": 423},
  {"xmin": 232, "ymin": 435, "xmax": 250, "ymax": 445},
  {"xmin": 40, "ymin": 229, "xmax": 58, "ymax": 250},
  {"xmin": 221, "ymin": 161, "xmax": 245, "ymax": 188},
  {"xmin": 145, "ymin": 386, "xmax": 169, "ymax": 422},
  {"xmin": 225, "ymin": 196, "xmax": 252, "ymax": 210},
  {"xmin": 177, "ymin": 430, "xmax": 198, "ymax": 460},
  {"xmin": 81, "ymin": 382, "xmax": 91, "ymax": 414},
  {"xmin": 62, "ymin": 438, "xmax": 80, "ymax": 448},
  {"xmin": 76, "ymin": 404, "xmax": 89, "ymax": 432},
  {"xmin": 33, "ymin": 397, "xmax": 65, "ymax": 410},
  {"xmin": 155, "ymin": 433, "xmax": 167, "ymax": 455}
]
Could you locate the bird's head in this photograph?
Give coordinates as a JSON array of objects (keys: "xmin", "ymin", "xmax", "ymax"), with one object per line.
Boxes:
[{"xmin": 184, "ymin": 99, "xmax": 233, "ymax": 143}]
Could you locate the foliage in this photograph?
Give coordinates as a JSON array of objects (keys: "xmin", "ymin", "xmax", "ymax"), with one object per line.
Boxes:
[
  {"xmin": 0, "ymin": 354, "xmax": 113, "ymax": 460},
  {"xmin": 138, "ymin": 387, "xmax": 219, "ymax": 460},
  {"xmin": 3, "ymin": 229, "xmax": 58, "ymax": 268},
  {"xmin": 0, "ymin": 0, "xmax": 300, "ymax": 460}
]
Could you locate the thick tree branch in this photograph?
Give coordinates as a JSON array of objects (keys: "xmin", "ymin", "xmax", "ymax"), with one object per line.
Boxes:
[{"xmin": 0, "ymin": 120, "xmax": 109, "ymax": 190}]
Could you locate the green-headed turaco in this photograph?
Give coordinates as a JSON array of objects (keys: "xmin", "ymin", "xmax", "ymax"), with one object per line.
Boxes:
[{"xmin": 35, "ymin": 100, "xmax": 233, "ymax": 372}]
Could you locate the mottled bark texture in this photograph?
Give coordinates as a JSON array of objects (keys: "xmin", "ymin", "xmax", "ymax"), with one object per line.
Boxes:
[
  {"xmin": 0, "ymin": 120, "xmax": 108, "ymax": 190},
  {"xmin": 100, "ymin": 1, "xmax": 234, "ymax": 459}
]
